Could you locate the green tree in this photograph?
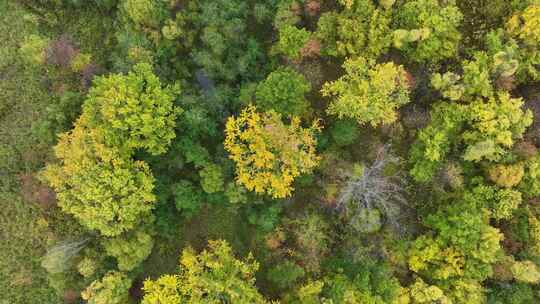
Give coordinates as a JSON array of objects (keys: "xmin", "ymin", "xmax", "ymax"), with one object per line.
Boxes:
[
  {"xmin": 431, "ymin": 72, "xmax": 466, "ymax": 101},
  {"xmin": 405, "ymin": 278, "xmax": 449, "ymax": 303},
  {"xmin": 42, "ymin": 125, "xmax": 156, "ymax": 237},
  {"xmin": 490, "ymin": 188, "xmax": 522, "ymax": 220},
  {"xmin": 439, "ymin": 279, "xmax": 486, "ymax": 304},
  {"xmin": 199, "ymin": 163, "xmax": 225, "ymax": 194},
  {"xmin": 77, "ymin": 257, "xmax": 98, "ymax": 278},
  {"xmin": 456, "ymin": 184, "xmax": 522, "ymax": 221},
  {"xmin": 461, "ymin": 53, "xmax": 493, "ymax": 98},
  {"xmin": 527, "ymin": 212, "xmax": 540, "ymax": 258},
  {"xmin": 321, "ymin": 261, "xmax": 402, "ymax": 303},
  {"xmin": 81, "ymin": 271, "xmax": 132, "ymax": 304},
  {"xmin": 393, "ymin": 0, "xmax": 463, "ymax": 63},
  {"xmin": 322, "ymin": 57, "xmax": 410, "ymax": 126},
  {"xmin": 83, "ymin": 63, "xmax": 180, "ymax": 156},
  {"xmin": 462, "ymin": 93, "xmax": 532, "ymax": 162},
  {"xmin": 141, "ymin": 240, "xmax": 267, "ymax": 303},
  {"xmin": 19, "ymin": 34, "xmax": 48, "ymax": 65},
  {"xmin": 410, "ymin": 93, "xmax": 531, "ymax": 182},
  {"xmin": 122, "ymin": 0, "xmax": 166, "ymax": 28},
  {"xmin": 267, "ymin": 260, "xmax": 305, "ymax": 290},
  {"xmin": 273, "ymin": 0, "xmax": 302, "ymax": 29},
  {"xmin": 275, "ymin": 25, "xmax": 312, "ymax": 61},
  {"xmin": 409, "ymin": 203, "xmax": 502, "ymax": 282},
  {"xmin": 286, "ymin": 212, "xmax": 331, "ymax": 273},
  {"xmin": 431, "ymin": 50, "xmax": 518, "ymax": 101},
  {"xmin": 485, "ymin": 28, "xmax": 535, "ymax": 84},
  {"xmin": 487, "ymin": 163, "xmax": 525, "ymax": 188},
  {"xmin": 224, "ymin": 105, "xmax": 321, "ymax": 198},
  {"xmin": 102, "ymin": 229, "xmax": 154, "ymax": 271},
  {"xmin": 511, "ymin": 260, "xmax": 540, "ymax": 283},
  {"xmin": 171, "ymin": 180, "xmax": 204, "ymax": 217},
  {"xmin": 519, "ymin": 154, "xmax": 540, "ymax": 197},
  {"xmin": 286, "ymin": 280, "xmax": 324, "ymax": 304},
  {"xmin": 330, "ymin": 119, "xmax": 360, "ymax": 147},
  {"xmin": 488, "ymin": 282, "xmax": 536, "ymax": 304},
  {"xmin": 255, "ymin": 67, "xmax": 311, "ymax": 117},
  {"xmin": 190, "ymin": 0, "xmax": 266, "ymax": 82},
  {"xmin": 316, "ymin": 0, "xmax": 392, "ymax": 59}
]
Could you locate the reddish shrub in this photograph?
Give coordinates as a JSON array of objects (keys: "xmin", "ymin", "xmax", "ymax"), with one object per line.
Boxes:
[
  {"xmin": 290, "ymin": 1, "xmax": 302, "ymax": 15},
  {"xmin": 11, "ymin": 270, "xmax": 32, "ymax": 287},
  {"xmin": 305, "ymin": 0, "xmax": 321, "ymax": 16},
  {"xmin": 46, "ymin": 36, "xmax": 77, "ymax": 68},
  {"xmin": 81, "ymin": 63, "xmax": 102, "ymax": 89},
  {"xmin": 404, "ymin": 70, "xmax": 416, "ymax": 89},
  {"xmin": 129, "ymin": 279, "xmax": 144, "ymax": 301},
  {"xmin": 63, "ymin": 289, "xmax": 79, "ymax": 304},
  {"xmin": 52, "ymin": 82, "xmax": 68, "ymax": 94},
  {"xmin": 19, "ymin": 173, "xmax": 56, "ymax": 209},
  {"xmin": 528, "ymin": 197, "xmax": 540, "ymax": 205},
  {"xmin": 500, "ymin": 223, "xmax": 523, "ymax": 255},
  {"xmin": 492, "ymin": 259, "xmax": 514, "ymax": 281},
  {"xmin": 496, "ymin": 75, "xmax": 516, "ymax": 91},
  {"xmin": 300, "ymin": 38, "xmax": 321, "ymax": 59},
  {"xmin": 502, "ymin": 236, "xmax": 523, "ymax": 255},
  {"xmin": 438, "ymin": 162, "xmax": 464, "ymax": 190},
  {"xmin": 293, "ymin": 61, "xmax": 324, "ymax": 88},
  {"xmin": 265, "ymin": 227, "xmax": 286, "ymax": 250},
  {"xmin": 514, "ymin": 141, "xmax": 537, "ymax": 159}
]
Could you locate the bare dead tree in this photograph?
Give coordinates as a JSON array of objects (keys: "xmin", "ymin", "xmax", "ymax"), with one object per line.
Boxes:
[
  {"xmin": 41, "ymin": 239, "xmax": 89, "ymax": 274},
  {"xmin": 336, "ymin": 146, "xmax": 409, "ymax": 234}
]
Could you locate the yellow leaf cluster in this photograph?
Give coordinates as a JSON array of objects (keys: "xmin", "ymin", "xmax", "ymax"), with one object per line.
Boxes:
[
  {"xmin": 40, "ymin": 63, "xmax": 180, "ymax": 236},
  {"xmin": 142, "ymin": 240, "xmax": 268, "ymax": 303},
  {"xmin": 487, "ymin": 163, "xmax": 524, "ymax": 188},
  {"xmin": 224, "ymin": 105, "xmax": 321, "ymax": 198},
  {"xmin": 528, "ymin": 211, "xmax": 540, "ymax": 257},
  {"xmin": 42, "ymin": 121, "xmax": 156, "ymax": 236},
  {"xmin": 507, "ymin": 5, "xmax": 540, "ymax": 47}
]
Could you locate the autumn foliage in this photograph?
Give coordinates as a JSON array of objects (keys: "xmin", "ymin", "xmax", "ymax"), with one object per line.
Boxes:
[{"xmin": 224, "ymin": 105, "xmax": 321, "ymax": 198}]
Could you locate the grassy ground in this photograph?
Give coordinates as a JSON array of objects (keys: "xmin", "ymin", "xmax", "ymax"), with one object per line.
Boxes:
[
  {"xmin": 0, "ymin": 1, "xmax": 59, "ymax": 302},
  {"xmin": 0, "ymin": 1, "xmax": 106, "ymax": 302}
]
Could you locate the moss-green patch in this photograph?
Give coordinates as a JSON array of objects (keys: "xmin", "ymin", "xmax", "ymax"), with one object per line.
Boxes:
[{"xmin": 141, "ymin": 203, "xmax": 253, "ymax": 280}]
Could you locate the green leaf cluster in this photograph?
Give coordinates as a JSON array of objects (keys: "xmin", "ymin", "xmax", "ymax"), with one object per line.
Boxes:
[
  {"xmin": 255, "ymin": 67, "xmax": 311, "ymax": 117},
  {"xmin": 142, "ymin": 240, "xmax": 268, "ymax": 304},
  {"xmin": 103, "ymin": 230, "xmax": 154, "ymax": 271},
  {"xmin": 316, "ymin": 0, "xmax": 392, "ymax": 59},
  {"xmin": 322, "ymin": 57, "xmax": 410, "ymax": 127},
  {"xmin": 83, "ymin": 62, "xmax": 180, "ymax": 156},
  {"xmin": 393, "ymin": 0, "xmax": 463, "ymax": 63}
]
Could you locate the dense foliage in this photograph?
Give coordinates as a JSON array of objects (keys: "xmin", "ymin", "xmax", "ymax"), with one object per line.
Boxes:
[
  {"xmin": 322, "ymin": 56, "xmax": 411, "ymax": 126},
  {"xmin": 3, "ymin": 0, "xmax": 540, "ymax": 303},
  {"xmin": 224, "ymin": 105, "xmax": 321, "ymax": 198},
  {"xmin": 141, "ymin": 240, "xmax": 266, "ymax": 303}
]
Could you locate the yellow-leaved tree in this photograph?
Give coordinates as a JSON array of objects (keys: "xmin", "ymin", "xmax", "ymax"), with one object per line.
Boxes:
[
  {"xmin": 224, "ymin": 105, "xmax": 321, "ymax": 198},
  {"xmin": 81, "ymin": 271, "xmax": 132, "ymax": 304},
  {"xmin": 42, "ymin": 122, "xmax": 156, "ymax": 237},
  {"xmin": 141, "ymin": 240, "xmax": 268, "ymax": 304},
  {"xmin": 322, "ymin": 57, "xmax": 410, "ymax": 127},
  {"xmin": 42, "ymin": 63, "xmax": 179, "ymax": 237},
  {"xmin": 83, "ymin": 62, "xmax": 180, "ymax": 156}
]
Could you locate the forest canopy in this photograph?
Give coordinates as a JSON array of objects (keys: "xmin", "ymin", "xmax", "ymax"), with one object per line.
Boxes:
[{"xmin": 3, "ymin": 0, "xmax": 540, "ymax": 303}]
